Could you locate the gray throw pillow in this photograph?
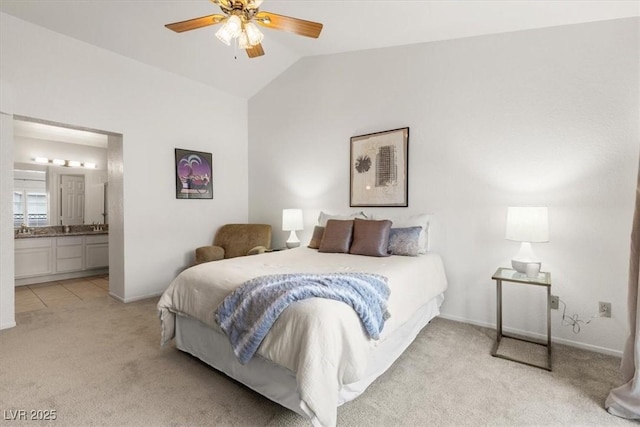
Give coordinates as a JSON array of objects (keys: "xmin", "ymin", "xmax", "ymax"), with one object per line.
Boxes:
[
  {"xmin": 318, "ymin": 220, "xmax": 354, "ymax": 253},
  {"xmin": 349, "ymin": 218, "xmax": 392, "ymax": 257},
  {"xmin": 388, "ymin": 226, "xmax": 422, "ymax": 256},
  {"xmin": 308, "ymin": 226, "xmax": 325, "ymax": 249}
]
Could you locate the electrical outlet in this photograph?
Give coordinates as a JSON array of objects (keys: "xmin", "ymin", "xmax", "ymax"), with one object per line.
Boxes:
[
  {"xmin": 550, "ymin": 295, "xmax": 559, "ymax": 310},
  {"xmin": 599, "ymin": 302, "xmax": 612, "ymax": 318}
]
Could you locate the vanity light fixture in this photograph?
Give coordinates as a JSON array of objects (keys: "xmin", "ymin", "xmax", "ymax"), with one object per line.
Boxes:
[{"xmin": 32, "ymin": 157, "xmax": 98, "ymax": 169}]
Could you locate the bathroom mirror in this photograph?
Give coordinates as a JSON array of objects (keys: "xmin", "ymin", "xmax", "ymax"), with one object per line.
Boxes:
[
  {"xmin": 13, "ymin": 165, "xmax": 107, "ymax": 227},
  {"xmin": 13, "ymin": 167, "xmax": 48, "ymax": 227},
  {"xmin": 12, "ymin": 118, "xmax": 108, "ymax": 229}
]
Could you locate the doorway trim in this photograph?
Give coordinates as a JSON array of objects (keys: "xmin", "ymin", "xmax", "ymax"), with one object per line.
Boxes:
[{"xmin": 11, "ymin": 115, "xmax": 125, "ymax": 304}]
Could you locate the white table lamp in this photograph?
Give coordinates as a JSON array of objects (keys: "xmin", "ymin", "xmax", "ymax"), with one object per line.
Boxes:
[
  {"xmin": 282, "ymin": 209, "xmax": 303, "ymax": 249},
  {"xmin": 506, "ymin": 207, "xmax": 549, "ymax": 274}
]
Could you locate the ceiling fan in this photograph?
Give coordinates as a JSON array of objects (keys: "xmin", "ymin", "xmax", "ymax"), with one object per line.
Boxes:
[{"xmin": 165, "ymin": 0, "xmax": 323, "ymax": 59}]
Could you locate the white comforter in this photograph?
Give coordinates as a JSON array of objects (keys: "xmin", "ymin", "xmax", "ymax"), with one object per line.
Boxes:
[{"xmin": 158, "ymin": 247, "xmax": 447, "ymax": 427}]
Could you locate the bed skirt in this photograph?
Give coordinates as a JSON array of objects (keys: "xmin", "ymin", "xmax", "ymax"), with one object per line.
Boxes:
[{"xmin": 174, "ymin": 292, "xmax": 444, "ymax": 423}]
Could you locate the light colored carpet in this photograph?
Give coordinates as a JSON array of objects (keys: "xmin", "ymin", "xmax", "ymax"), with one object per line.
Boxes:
[{"xmin": 0, "ymin": 295, "xmax": 635, "ymax": 426}]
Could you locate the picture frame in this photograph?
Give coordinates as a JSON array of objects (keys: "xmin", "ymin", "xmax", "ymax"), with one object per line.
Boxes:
[
  {"xmin": 175, "ymin": 148, "xmax": 213, "ymax": 199},
  {"xmin": 350, "ymin": 127, "xmax": 409, "ymax": 207}
]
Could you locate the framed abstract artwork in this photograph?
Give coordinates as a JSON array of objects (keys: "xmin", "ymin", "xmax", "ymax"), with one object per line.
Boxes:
[
  {"xmin": 175, "ymin": 148, "xmax": 213, "ymax": 199},
  {"xmin": 350, "ymin": 127, "xmax": 409, "ymax": 207}
]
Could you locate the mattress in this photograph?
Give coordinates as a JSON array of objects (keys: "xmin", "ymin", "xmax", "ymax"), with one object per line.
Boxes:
[
  {"xmin": 174, "ymin": 292, "xmax": 444, "ymax": 420},
  {"xmin": 158, "ymin": 247, "xmax": 448, "ymax": 426}
]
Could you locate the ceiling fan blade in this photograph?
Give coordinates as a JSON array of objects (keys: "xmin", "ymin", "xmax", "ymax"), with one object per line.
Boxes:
[
  {"xmin": 165, "ymin": 14, "xmax": 225, "ymax": 33},
  {"xmin": 254, "ymin": 11, "xmax": 323, "ymax": 38},
  {"xmin": 246, "ymin": 43, "xmax": 265, "ymax": 58}
]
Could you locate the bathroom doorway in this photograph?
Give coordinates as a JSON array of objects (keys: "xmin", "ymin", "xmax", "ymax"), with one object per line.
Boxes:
[{"xmin": 11, "ymin": 115, "xmax": 124, "ymax": 312}]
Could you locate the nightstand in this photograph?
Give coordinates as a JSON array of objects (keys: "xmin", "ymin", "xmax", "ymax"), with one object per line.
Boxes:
[{"xmin": 491, "ymin": 267, "xmax": 552, "ymax": 371}]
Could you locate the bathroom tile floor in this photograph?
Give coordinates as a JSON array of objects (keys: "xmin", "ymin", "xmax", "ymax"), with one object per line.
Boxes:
[{"xmin": 15, "ymin": 275, "xmax": 110, "ymax": 313}]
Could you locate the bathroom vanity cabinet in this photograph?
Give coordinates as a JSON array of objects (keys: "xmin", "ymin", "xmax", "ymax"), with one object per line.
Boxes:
[{"xmin": 15, "ymin": 233, "xmax": 108, "ymax": 285}]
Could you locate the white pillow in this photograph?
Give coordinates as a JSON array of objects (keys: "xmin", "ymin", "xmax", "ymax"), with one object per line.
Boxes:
[
  {"xmin": 372, "ymin": 213, "xmax": 431, "ymax": 253},
  {"xmin": 317, "ymin": 210, "xmax": 368, "ymax": 227}
]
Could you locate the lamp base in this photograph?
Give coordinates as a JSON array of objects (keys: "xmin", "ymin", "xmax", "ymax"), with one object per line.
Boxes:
[
  {"xmin": 285, "ymin": 230, "xmax": 300, "ymax": 249},
  {"xmin": 511, "ymin": 260, "xmax": 541, "ymax": 274},
  {"xmin": 511, "ymin": 241, "xmax": 542, "ymax": 274}
]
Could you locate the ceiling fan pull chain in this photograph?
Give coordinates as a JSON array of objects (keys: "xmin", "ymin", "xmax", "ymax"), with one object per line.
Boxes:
[{"xmin": 233, "ymin": 37, "xmax": 238, "ymax": 60}]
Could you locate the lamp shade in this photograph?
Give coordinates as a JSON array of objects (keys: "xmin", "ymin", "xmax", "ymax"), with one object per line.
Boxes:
[
  {"xmin": 282, "ymin": 209, "xmax": 303, "ymax": 231},
  {"xmin": 505, "ymin": 207, "xmax": 549, "ymax": 243},
  {"xmin": 225, "ymin": 15, "xmax": 242, "ymax": 37},
  {"xmin": 216, "ymin": 15, "xmax": 242, "ymax": 46},
  {"xmin": 244, "ymin": 22, "xmax": 264, "ymax": 46},
  {"xmin": 215, "ymin": 25, "xmax": 233, "ymax": 45},
  {"xmin": 238, "ymin": 31, "xmax": 250, "ymax": 49}
]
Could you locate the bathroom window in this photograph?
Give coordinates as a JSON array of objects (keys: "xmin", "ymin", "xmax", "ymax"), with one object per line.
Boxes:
[
  {"xmin": 13, "ymin": 190, "xmax": 48, "ymax": 227},
  {"xmin": 13, "ymin": 191, "xmax": 24, "ymax": 227}
]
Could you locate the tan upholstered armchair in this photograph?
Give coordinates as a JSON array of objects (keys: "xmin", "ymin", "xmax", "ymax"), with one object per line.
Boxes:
[{"xmin": 195, "ymin": 224, "xmax": 272, "ymax": 264}]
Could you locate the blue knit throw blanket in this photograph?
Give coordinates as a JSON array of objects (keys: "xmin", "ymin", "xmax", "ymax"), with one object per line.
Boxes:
[{"xmin": 215, "ymin": 272, "xmax": 391, "ymax": 364}]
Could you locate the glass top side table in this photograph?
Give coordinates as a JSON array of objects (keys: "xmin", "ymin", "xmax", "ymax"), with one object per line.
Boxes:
[{"xmin": 491, "ymin": 267, "xmax": 552, "ymax": 371}]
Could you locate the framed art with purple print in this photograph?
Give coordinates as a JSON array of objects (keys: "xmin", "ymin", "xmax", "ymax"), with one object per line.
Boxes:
[{"xmin": 175, "ymin": 148, "xmax": 213, "ymax": 199}]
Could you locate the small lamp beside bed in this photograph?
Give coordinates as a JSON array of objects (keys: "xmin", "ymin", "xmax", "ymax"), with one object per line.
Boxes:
[
  {"xmin": 505, "ymin": 206, "xmax": 549, "ymax": 276},
  {"xmin": 282, "ymin": 209, "xmax": 304, "ymax": 248}
]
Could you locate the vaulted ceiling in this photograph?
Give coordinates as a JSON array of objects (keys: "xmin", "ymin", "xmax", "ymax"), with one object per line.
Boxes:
[{"xmin": 1, "ymin": 1, "xmax": 638, "ymax": 99}]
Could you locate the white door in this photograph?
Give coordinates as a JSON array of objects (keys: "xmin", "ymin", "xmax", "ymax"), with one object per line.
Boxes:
[{"xmin": 60, "ymin": 175, "xmax": 85, "ymax": 225}]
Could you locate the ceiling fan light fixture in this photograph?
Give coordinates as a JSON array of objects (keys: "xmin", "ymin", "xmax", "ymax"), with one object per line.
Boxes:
[
  {"xmin": 215, "ymin": 24, "xmax": 233, "ymax": 45},
  {"xmin": 215, "ymin": 15, "xmax": 242, "ymax": 45},
  {"xmin": 244, "ymin": 22, "xmax": 264, "ymax": 46},
  {"xmin": 225, "ymin": 15, "xmax": 242, "ymax": 37},
  {"xmin": 165, "ymin": 2, "xmax": 323, "ymax": 59},
  {"xmin": 238, "ymin": 31, "xmax": 250, "ymax": 49}
]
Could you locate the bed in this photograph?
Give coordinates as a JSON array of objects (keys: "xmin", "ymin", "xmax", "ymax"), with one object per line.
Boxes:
[{"xmin": 158, "ymin": 246, "xmax": 447, "ymax": 426}]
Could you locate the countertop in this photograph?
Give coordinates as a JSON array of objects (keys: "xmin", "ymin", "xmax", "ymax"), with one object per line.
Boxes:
[{"xmin": 15, "ymin": 226, "xmax": 108, "ymax": 239}]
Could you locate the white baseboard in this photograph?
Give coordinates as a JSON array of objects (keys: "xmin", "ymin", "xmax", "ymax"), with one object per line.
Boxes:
[
  {"xmin": 15, "ymin": 268, "xmax": 109, "ymax": 286},
  {"xmin": 438, "ymin": 313, "xmax": 623, "ymax": 358},
  {"xmin": 108, "ymin": 292, "xmax": 124, "ymax": 302},
  {"xmin": 109, "ymin": 291, "xmax": 163, "ymax": 304},
  {"xmin": 0, "ymin": 321, "xmax": 16, "ymax": 330}
]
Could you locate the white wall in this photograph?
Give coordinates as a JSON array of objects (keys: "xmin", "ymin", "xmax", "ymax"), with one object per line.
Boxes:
[
  {"xmin": 0, "ymin": 13, "xmax": 249, "ymax": 311},
  {"xmin": 249, "ymin": 18, "xmax": 640, "ymax": 354},
  {"xmin": 0, "ymin": 80, "xmax": 16, "ymax": 328}
]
